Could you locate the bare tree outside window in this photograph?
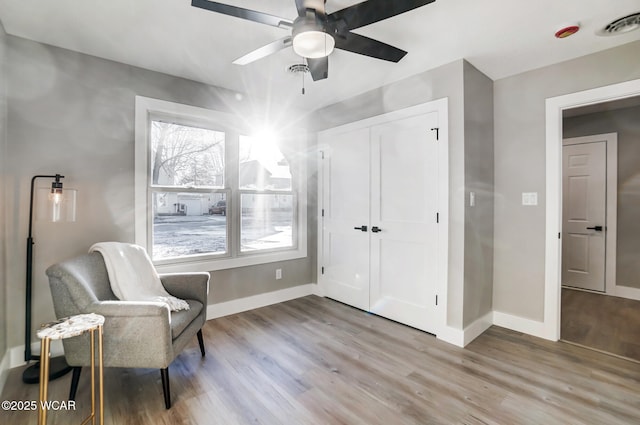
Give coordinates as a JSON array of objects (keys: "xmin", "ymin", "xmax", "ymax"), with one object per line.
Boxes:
[{"xmin": 151, "ymin": 121, "xmax": 225, "ymax": 187}]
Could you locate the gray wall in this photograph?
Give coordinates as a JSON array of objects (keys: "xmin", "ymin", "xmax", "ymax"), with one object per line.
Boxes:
[
  {"xmin": 4, "ymin": 36, "xmax": 316, "ymax": 350},
  {"xmin": 0, "ymin": 20, "xmax": 8, "ymax": 360},
  {"xmin": 462, "ymin": 61, "xmax": 494, "ymax": 327},
  {"xmin": 493, "ymin": 41, "xmax": 640, "ymax": 321},
  {"xmin": 564, "ymin": 105, "xmax": 640, "ymax": 290}
]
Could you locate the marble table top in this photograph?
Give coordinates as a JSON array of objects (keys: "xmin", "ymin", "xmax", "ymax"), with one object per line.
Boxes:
[{"xmin": 37, "ymin": 313, "xmax": 105, "ymax": 340}]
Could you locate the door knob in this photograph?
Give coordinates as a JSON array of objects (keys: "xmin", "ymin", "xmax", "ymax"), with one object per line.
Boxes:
[
  {"xmin": 354, "ymin": 226, "xmax": 368, "ymax": 232},
  {"xmin": 586, "ymin": 225, "xmax": 603, "ymax": 231},
  {"xmin": 371, "ymin": 226, "xmax": 382, "ymax": 233}
]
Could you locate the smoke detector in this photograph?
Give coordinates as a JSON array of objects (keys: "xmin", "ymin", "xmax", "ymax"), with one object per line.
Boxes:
[
  {"xmin": 555, "ymin": 24, "xmax": 580, "ymax": 39},
  {"xmin": 597, "ymin": 12, "xmax": 640, "ymax": 36}
]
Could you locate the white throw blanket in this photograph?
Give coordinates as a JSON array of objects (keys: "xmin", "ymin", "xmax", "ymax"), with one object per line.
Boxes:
[{"xmin": 89, "ymin": 242, "xmax": 190, "ymax": 311}]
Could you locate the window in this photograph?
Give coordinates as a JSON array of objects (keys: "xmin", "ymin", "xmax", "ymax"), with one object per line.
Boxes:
[
  {"xmin": 239, "ymin": 135, "xmax": 294, "ymax": 252},
  {"xmin": 135, "ymin": 97, "xmax": 307, "ymax": 272}
]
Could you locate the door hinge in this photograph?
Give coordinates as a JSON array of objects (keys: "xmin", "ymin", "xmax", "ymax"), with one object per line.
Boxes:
[
  {"xmin": 435, "ymin": 295, "xmax": 438, "ymax": 306},
  {"xmin": 321, "ymin": 151, "xmax": 325, "ymax": 159},
  {"xmin": 322, "ymin": 209, "xmax": 324, "ymax": 217},
  {"xmin": 436, "ymin": 212, "xmax": 439, "ymax": 223},
  {"xmin": 321, "ymin": 266, "xmax": 325, "ymax": 275},
  {"xmin": 430, "ymin": 127, "xmax": 439, "ymax": 141},
  {"xmin": 558, "ymin": 232, "xmax": 561, "ymax": 239}
]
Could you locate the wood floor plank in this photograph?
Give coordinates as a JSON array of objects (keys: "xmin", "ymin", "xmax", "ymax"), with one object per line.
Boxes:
[
  {"xmin": 562, "ymin": 288, "xmax": 640, "ymax": 361},
  {"xmin": 1, "ymin": 295, "xmax": 639, "ymax": 424}
]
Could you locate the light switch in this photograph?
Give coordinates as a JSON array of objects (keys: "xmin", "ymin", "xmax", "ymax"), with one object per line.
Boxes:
[{"xmin": 522, "ymin": 192, "xmax": 538, "ymax": 206}]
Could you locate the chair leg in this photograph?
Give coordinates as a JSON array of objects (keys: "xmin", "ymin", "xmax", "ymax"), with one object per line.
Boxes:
[
  {"xmin": 160, "ymin": 368, "xmax": 171, "ymax": 409},
  {"xmin": 197, "ymin": 329, "xmax": 205, "ymax": 357},
  {"xmin": 69, "ymin": 367, "xmax": 82, "ymax": 401}
]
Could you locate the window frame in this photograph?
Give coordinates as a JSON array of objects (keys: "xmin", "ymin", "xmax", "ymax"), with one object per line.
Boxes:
[{"xmin": 135, "ymin": 96, "xmax": 307, "ymax": 273}]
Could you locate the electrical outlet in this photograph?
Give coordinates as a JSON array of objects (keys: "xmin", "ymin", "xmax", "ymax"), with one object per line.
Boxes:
[{"xmin": 276, "ymin": 269, "xmax": 282, "ymax": 280}]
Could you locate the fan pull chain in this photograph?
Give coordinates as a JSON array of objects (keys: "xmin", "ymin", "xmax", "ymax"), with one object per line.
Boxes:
[{"xmin": 302, "ymin": 70, "xmax": 305, "ymax": 95}]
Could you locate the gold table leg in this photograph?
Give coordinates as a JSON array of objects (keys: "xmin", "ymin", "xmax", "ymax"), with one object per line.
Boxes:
[
  {"xmin": 38, "ymin": 337, "xmax": 51, "ymax": 425},
  {"xmin": 98, "ymin": 325, "xmax": 104, "ymax": 425}
]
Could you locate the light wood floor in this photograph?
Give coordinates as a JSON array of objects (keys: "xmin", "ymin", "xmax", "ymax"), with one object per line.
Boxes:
[
  {"xmin": 2, "ymin": 295, "xmax": 639, "ymax": 424},
  {"xmin": 562, "ymin": 287, "xmax": 640, "ymax": 361}
]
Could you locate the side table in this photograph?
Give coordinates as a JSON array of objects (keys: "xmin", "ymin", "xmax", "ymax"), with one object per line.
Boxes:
[{"xmin": 37, "ymin": 313, "xmax": 105, "ymax": 425}]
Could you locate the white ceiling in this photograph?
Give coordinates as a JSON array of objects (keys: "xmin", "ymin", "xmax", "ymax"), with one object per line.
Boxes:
[{"xmin": 0, "ymin": 0, "xmax": 639, "ymax": 111}]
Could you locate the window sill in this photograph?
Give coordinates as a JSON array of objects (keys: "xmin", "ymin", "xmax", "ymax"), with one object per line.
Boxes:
[{"xmin": 155, "ymin": 247, "xmax": 308, "ymax": 273}]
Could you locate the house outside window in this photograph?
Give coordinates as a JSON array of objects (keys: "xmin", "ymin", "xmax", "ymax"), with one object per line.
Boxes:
[{"xmin": 134, "ymin": 96, "xmax": 307, "ymax": 273}]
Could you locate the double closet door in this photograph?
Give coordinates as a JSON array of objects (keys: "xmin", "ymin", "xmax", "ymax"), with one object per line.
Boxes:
[{"xmin": 319, "ymin": 102, "xmax": 445, "ymax": 335}]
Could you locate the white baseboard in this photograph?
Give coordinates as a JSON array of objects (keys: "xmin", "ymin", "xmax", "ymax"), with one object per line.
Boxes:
[
  {"xmin": 8, "ymin": 340, "xmax": 64, "ymax": 370},
  {"xmin": 463, "ymin": 311, "xmax": 494, "ymax": 346},
  {"xmin": 0, "ymin": 349, "xmax": 9, "ymax": 396},
  {"xmin": 207, "ymin": 283, "xmax": 317, "ymax": 320},
  {"xmin": 493, "ymin": 311, "xmax": 554, "ymax": 340},
  {"xmin": 437, "ymin": 326, "xmax": 465, "ymax": 347},
  {"xmin": 610, "ymin": 284, "xmax": 640, "ymax": 302},
  {"xmin": 437, "ymin": 311, "xmax": 494, "ymax": 348}
]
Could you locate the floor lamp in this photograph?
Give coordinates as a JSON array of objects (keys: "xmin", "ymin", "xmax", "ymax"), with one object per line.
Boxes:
[{"xmin": 22, "ymin": 174, "xmax": 77, "ymax": 384}]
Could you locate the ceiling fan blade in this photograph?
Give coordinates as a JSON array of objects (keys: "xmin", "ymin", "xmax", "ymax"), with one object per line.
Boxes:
[
  {"xmin": 233, "ymin": 36, "xmax": 293, "ymax": 65},
  {"xmin": 328, "ymin": 0, "xmax": 435, "ymax": 31},
  {"xmin": 335, "ymin": 32, "xmax": 407, "ymax": 62},
  {"xmin": 307, "ymin": 57, "xmax": 328, "ymax": 81},
  {"xmin": 191, "ymin": 0, "xmax": 293, "ymax": 29}
]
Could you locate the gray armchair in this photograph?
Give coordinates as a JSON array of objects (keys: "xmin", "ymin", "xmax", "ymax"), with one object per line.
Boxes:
[{"xmin": 45, "ymin": 251, "xmax": 209, "ymax": 409}]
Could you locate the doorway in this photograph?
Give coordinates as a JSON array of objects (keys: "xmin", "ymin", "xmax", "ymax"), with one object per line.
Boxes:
[
  {"xmin": 544, "ymin": 78, "xmax": 640, "ymax": 342},
  {"xmin": 545, "ymin": 79, "xmax": 640, "ymax": 361},
  {"xmin": 559, "ymin": 103, "xmax": 640, "ymax": 361}
]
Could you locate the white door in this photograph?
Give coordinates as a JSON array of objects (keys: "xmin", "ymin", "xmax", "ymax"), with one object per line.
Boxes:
[
  {"xmin": 320, "ymin": 105, "xmax": 443, "ymax": 336},
  {"xmin": 321, "ymin": 127, "xmax": 371, "ymax": 310},
  {"xmin": 369, "ymin": 112, "xmax": 439, "ymax": 332},
  {"xmin": 562, "ymin": 141, "xmax": 606, "ymax": 291}
]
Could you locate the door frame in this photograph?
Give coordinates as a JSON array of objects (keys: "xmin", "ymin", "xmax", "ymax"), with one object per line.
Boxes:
[
  {"xmin": 317, "ymin": 97, "xmax": 449, "ymax": 336},
  {"xmin": 562, "ymin": 134, "xmax": 617, "ymax": 293},
  {"xmin": 545, "ymin": 78, "xmax": 640, "ymax": 341}
]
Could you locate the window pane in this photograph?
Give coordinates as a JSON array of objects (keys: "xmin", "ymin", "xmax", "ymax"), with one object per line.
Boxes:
[
  {"xmin": 239, "ymin": 135, "xmax": 291, "ymax": 190},
  {"xmin": 241, "ymin": 194, "xmax": 293, "ymax": 252},
  {"xmin": 151, "ymin": 121, "xmax": 225, "ymax": 188},
  {"xmin": 152, "ymin": 191, "xmax": 227, "ymax": 259}
]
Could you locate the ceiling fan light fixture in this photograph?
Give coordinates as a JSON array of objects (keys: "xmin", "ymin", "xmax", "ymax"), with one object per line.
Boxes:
[{"xmin": 293, "ymin": 30, "xmax": 335, "ymax": 58}]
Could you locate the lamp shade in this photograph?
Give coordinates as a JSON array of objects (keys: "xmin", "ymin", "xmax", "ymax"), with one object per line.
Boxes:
[{"xmin": 36, "ymin": 186, "xmax": 77, "ymax": 222}]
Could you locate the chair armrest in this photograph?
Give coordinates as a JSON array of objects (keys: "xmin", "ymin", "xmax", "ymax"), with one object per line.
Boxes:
[
  {"xmin": 159, "ymin": 272, "xmax": 209, "ymax": 304},
  {"xmin": 75, "ymin": 301, "xmax": 174, "ymax": 368},
  {"xmin": 91, "ymin": 300, "xmax": 170, "ymax": 318},
  {"xmin": 90, "ymin": 301, "xmax": 171, "ymax": 341}
]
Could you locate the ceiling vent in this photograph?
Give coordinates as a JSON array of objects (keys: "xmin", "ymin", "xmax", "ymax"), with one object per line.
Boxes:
[
  {"xmin": 597, "ymin": 12, "xmax": 640, "ymax": 36},
  {"xmin": 287, "ymin": 63, "xmax": 310, "ymax": 95},
  {"xmin": 287, "ymin": 63, "xmax": 310, "ymax": 75}
]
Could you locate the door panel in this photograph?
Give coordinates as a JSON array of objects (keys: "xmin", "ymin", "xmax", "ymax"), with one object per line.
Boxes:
[
  {"xmin": 562, "ymin": 141, "xmax": 606, "ymax": 292},
  {"xmin": 321, "ymin": 127, "xmax": 370, "ymax": 310},
  {"xmin": 369, "ymin": 112, "xmax": 439, "ymax": 333}
]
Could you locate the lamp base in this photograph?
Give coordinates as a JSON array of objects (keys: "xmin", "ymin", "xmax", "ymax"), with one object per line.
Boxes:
[{"xmin": 22, "ymin": 356, "xmax": 72, "ymax": 384}]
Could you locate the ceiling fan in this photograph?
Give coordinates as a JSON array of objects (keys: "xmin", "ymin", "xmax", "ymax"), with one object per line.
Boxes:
[{"xmin": 191, "ymin": 0, "xmax": 436, "ymax": 81}]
